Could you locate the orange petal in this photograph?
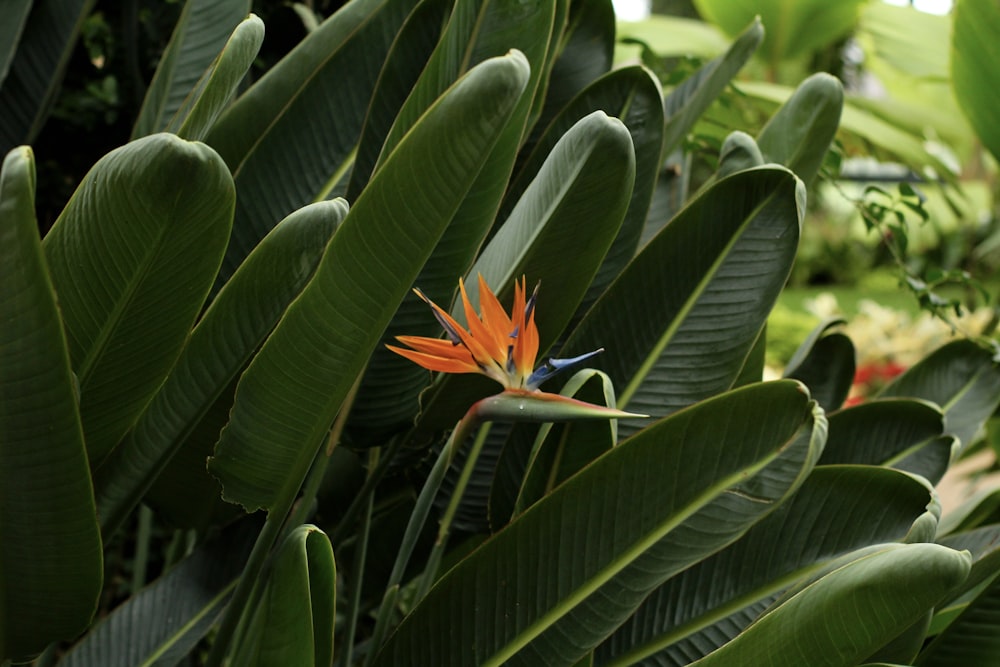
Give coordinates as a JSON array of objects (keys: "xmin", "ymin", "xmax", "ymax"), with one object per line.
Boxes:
[
  {"xmin": 460, "ymin": 277, "xmax": 506, "ymax": 364},
  {"xmin": 385, "ymin": 344, "xmax": 480, "ymax": 374},
  {"xmin": 477, "ymin": 274, "xmax": 513, "ymax": 351}
]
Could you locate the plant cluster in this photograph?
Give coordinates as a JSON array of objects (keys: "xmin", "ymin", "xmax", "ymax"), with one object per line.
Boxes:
[{"xmin": 5, "ymin": 0, "xmax": 1000, "ymax": 666}]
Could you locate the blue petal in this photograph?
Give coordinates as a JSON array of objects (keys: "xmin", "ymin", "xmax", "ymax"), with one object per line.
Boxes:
[{"xmin": 526, "ymin": 348, "xmax": 604, "ymax": 389}]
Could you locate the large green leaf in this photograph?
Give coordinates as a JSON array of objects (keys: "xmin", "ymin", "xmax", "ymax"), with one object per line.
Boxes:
[
  {"xmin": 131, "ymin": 0, "xmax": 252, "ymax": 139},
  {"xmin": 532, "ymin": 0, "xmax": 615, "ymax": 136},
  {"xmin": 0, "ymin": 147, "xmax": 102, "ymax": 661},
  {"xmin": 206, "ymin": 0, "xmax": 418, "ymax": 284},
  {"xmin": 0, "ymin": 0, "xmax": 32, "ymax": 85},
  {"xmin": 783, "ymin": 319, "xmax": 854, "ymax": 413},
  {"xmin": 345, "ymin": 0, "xmax": 450, "ymax": 199},
  {"xmin": 58, "ymin": 518, "xmax": 259, "ymax": 667},
  {"xmin": 173, "ymin": 14, "xmax": 264, "ymax": 142},
  {"xmin": 598, "ymin": 465, "xmax": 939, "ymax": 666},
  {"xmin": 0, "ymin": 0, "xmax": 95, "ymax": 153},
  {"xmin": 820, "ymin": 399, "xmax": 945, "ymax": 470},
  {"xmin": 230, "ymin": 526, "xmax": 336, "ymax": 667},
  {"xmin": 93, "ymin": 200, "xmax": 346, "ymax": 536},
  {"xmin": 917, "ymin": 571, "xmax": 1000, "ymax": 667},
  {"xmin": 693, "ymin": 0, "xmax": 866, "ymax": 65},
  {"xmin": 561, "ymin": 166, "xmax": 803, "ymax": 435},
  {"xmin": 880, "ymin": 340, "xmax": 1000, "ymax": 455},
  {"xmin": 208, "ymin": 51, "xmax": 531, "ymax": 512},
  {"xmin": 688, "ymin": 543, "xmax": 970, "ymax": 667},
  {"xmin": 41, "ymin": 133, "xmax": 235, "ymax": 464},
  {"xmin": 641, "ymin": 17, "xmax": 762, "ymax": 252},
  {"xmin": 756, "ymin": 72, "xmax": 843, "ymax": 186},
  {"xmin": 952, "ymin": 0, "xmax": 1000, "ymax": 164},
  {"xmin": 371, "ymin": 380, "xmax": 824, "ymax": 666},
  {"xmin": 501, "ymin": 65, "xmax": 664, "ymax": 321}
]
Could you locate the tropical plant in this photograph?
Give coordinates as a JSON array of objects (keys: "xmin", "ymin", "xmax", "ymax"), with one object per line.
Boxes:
[{"xmin": 4, "ymin": 1, "xmax": 1000, "ymax": 666}]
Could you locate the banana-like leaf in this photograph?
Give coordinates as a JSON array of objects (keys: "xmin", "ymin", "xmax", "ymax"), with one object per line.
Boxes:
[
  {"xmin": 357, "ymin": 108, "xmax": 635, "ymax": 434},
  {"xmin": 756, "ymin": 72, "xmax": 843, "ymax": 186},
  {"xmin": 93, "ymin": 200, "xmax": 346, "ymax": 536},
  {"xmin": 486, "ymin": 369, "xmax": 620, "ymax": 531},
  {"xmin": 502, "ymin": 66, "xmax": 664, "ymax": 322},
  {"xmin": 783, "ymin": 318, "xmax": 854, "ymax": 413},
  {"xmin": 952, "ymin": 0, "xmax": 1000, "ymax": 164},
  {"xmin": 598, "ymin": 465, "xmax": 939, "ymax": 666},
  {"xmin": 530, "ymin": 0, "xmax": 615, "ymax": 142},
  {"xmin": 936, "ymin": 525, "xmax": 1000, "ymax": 612},
  {"xmin": 511, "ymin": 370, "xmax": 619, "ymax": 515},
  {"xmin": 561, "ymin": 166, "xmax": 803, "ymax": 436},
  {"xmin": 0, "ymin": 0, "xmax": 95, "ymax": 153},
  {"xmin": 688, "ymin": 543, "xmax": 971, "ymax": 667},
  {"xmin": 131, "ymin": 0, "xmax": 252, "ymax": 139},
  {"xmin": 693, "ymin": 0, "xmax": 866, "ymax": 64},
  {"xmin": 917, "ymin": 571, "xmax": 1000, "ymax": 667},
  {"xmin": 345, "ymin": 0, "xmax": 450, "ymax": 199},
  {"xmin": 662, "ymin": 18, "xmax": 762, "ymax": 158},
  {"xmin": 174, "ymin": 14, "xmax": 264, "ymax": 142},
  {"xmin": 41, "ymin": 133, "xmax": 235, "ymax": 464},
  {"xmin": 58, "ymin": 518, "xmax": 259, "ymax": 667},
  {"xmin": 208, "ymin": 52, "xmax": 531, "ymax": 512},
  {"xmin": 821, "ymin": 399, "xmax": 945, "ymax": 466},
  {"xmin": 206, "ymin": 0, "xmax": 418, "ymax": 285},
  {"xmin": 230, "ymin": 526, "xmax": 336, "ymax": 667},
  {"xmin": 879, "ymin": 340, "xmax": 1000, "ymax": 455},
  {"xmin": 0, "ymin": 147, "xmax": 102, "ymax": 661},
  {"xmin": 715, "ymin": 131, "xmax": 763, "ymax": 179},
  {"xmin": 0, "ymin": 0, "xmax": 32, "ymax": 84},
  {"xmin": 371, "ymin": 380, "xmax": 824, "ymax": 666}
]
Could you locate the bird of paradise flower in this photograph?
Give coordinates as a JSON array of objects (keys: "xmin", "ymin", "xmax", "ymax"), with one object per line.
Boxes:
[{"xmin": 388, "ymin": 274, "xmax": 645, "ymax": 421}]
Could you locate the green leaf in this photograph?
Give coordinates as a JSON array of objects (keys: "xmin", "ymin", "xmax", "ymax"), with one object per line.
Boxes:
[
  {"xmin": 345, "ymin": 0, "xmax": 450, "ymax": 199},
  {"xmin": 511, "ymin": 370, "xmax": 622, "ymax": 516},
  {"xmin": 693, "ymin": 0, "xmax": 866, "ymax": 64},
  {"xmin": 58, "ymin": 518, "xmax": 259, "ymax": 667},
  {"xmin": 756, "ymin": 72, "xmax": 843, "ymax": 186},
  {"xmin": 93, "ymin": 200, "xmax": 346, "ymax": 536},
  {"xmin": 41, "ymin": 133, "xmax": 235, "ymax": 464},
  {"xmin": 615, "ymin": 16, "xmax": 731, "ymax": 61},
  {"xmin": 917, "ymin": 569, "xmax": 1000, "ymax": 667},
  {"xmin": 0, "ymin": 0, "xmax": 95, "ymax": 152},
  {"xmin": 598, "ymin": 466, "xmax": 940, "ymax": 666},
  {"xmin": 501, "ymin": 66, "xmax": 664, "ymax": 322},
  {"xmin": 371, "ymin": 380, "xmax": 824, "ymax": 666},
  {"xmin": 208, "ymin": 51, "xmax": 531, "ymax": 512},
  {"xmin": 206, "ymin": 0, "xmax": 418, "ymax": 284},
  {"xmin": 0, "ymin": 147, "xmax": 103, "ymax": 661},
  {"xmin": 880, "ymin": 340, "xmax": 1000, "ymax": 455},
  {"xmin": 662, "ymin": 18, "xmax": 762, "ymax": 158},
  {"xmin": 174, "ymin": 14, "xmax": 264, "ymax": 141},
  {"xmin": 230, "ymin": 526, "xmax": 336, "ymax": 667},
  {"xmin": 952, "ymin": 0, "xmax": 1000, "ymax": 164},
  {"xmin": 715, "ymin": 130, "xmax": 763, "ymax": 178},
  {"xmin": 821, "ymin": 399, "xmax": 946, "ymax": 469},
  {"xmin": 688, "ymin": 544, "xmax": 971, "ymax": 667},
  {"xmin": 532, "ymin": 0, "xmax": 616, "ymax": 138},
  {"xmin": 561, "ymin": 166, "xmax": 803, "ymax": 435},
  {"xmin": 131, "ymin": 0, "xmax": 253, "ymax": 139},
  {"xmin": 0, "ymin": 0, "xmax": 32, "ymax": 85},
  {"xmin": 783, "ymin": 319, "xmax": 854, "ymax": 413}
]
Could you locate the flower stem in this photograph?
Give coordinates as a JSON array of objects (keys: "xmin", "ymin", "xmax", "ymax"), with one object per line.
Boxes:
[{"xmin": 414, "ymin": 421, "xmax": 491, "ymax": 602}]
